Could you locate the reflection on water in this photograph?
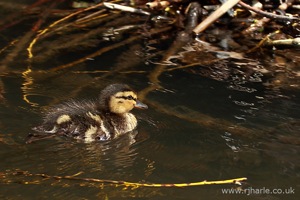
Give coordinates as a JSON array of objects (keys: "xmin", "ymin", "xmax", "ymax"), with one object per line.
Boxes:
[
  {"xmin": 1, "ymin": 51, "xmax": 299, "ymax": 200},
  {"xmin": 1, "ymin": 52, "xmax": 299, "ymax": 200},
  {"xmin": 27, "ymin": 132, "xmax": 139, "ymax": 175}
]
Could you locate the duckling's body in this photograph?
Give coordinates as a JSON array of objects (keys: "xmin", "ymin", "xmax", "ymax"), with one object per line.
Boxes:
[{"xmin": 27, "ymin": 84, "xmax": 147, "ymax": 143}]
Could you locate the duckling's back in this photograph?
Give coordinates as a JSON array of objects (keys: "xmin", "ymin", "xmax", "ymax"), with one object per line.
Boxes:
[{"xmin": 28, "ymin": 100, "xmax": 112, "ymax": 143}]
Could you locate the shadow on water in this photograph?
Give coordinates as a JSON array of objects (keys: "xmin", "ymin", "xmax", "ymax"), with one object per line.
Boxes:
[{"xmin": 0, "ymin": 0, "xmax": 300, "ymax": 199}]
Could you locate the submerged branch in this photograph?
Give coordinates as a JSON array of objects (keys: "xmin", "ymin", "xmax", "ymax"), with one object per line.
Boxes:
[
  {"xmin": 27, "ymin": 1, "xmax": 104, "ymax": 58},
  {"xmin": 0, "ymin": 79, "xmax": 5, "ymax": 103},
  {"xmin": 139, "ymin": 31, "xmax": 193, "ymax": 100},
  {"xmin": 49, "ymin": 26, "xmax": 171, "ymax": 71},
  {"xmin": 146, "ymin": 100, "xmax": 259, "ymax": 137},
  {"xmin": 0, "ymin": 0, "xmax": 65, "ymax": 71},
  {"xmin": 49, "ymin": 35, "xmax": 141, "ymax": 71}
]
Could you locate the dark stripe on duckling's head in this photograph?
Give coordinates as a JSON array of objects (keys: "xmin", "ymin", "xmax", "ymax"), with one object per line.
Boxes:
[{"xmin": 115, "ymin": 95, "xmax": 137, "ymax": 101}]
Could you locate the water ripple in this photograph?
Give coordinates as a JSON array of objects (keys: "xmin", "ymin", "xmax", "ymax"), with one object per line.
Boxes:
[
  {"xmin": 228, "ymin": 84, "xmax": 257, "ymax": 93},
  {"xmin": 233, "ymin": 100, "xmax": 255, "ymax": 107}
]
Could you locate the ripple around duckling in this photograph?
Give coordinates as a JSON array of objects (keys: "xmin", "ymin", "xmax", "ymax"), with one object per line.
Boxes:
[
  {"xmin": 133, "ymin": 115, "xmax": 188, "ymax": 156},
  {"xmin": 8, "ymin": 129, "xmax": 141, "ymax": 179},
  {"xmin": 54, "ymin": 135, "xmax": 140, "ymax": 173}
]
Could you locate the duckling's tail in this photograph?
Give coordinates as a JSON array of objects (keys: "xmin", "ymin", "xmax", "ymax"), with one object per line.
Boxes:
[{"xmin": 25, "ymin": 132, "xmax": 57, "ymax": 144}]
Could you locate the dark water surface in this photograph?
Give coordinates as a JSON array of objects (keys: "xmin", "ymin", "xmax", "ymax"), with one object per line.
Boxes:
[{"xmin": 0, "ymin": 1, "xmax": 300, "ymax": 200}]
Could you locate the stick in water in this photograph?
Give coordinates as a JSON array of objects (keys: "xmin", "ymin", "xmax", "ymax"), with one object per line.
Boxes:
[{"xmin": 193, "ymin": 0, "xmax": 240, "ymax": 35}]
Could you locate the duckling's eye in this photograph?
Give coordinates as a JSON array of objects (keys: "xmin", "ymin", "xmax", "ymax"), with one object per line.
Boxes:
[{"xmin": 126, "ymin": 95, "xmax": 136, "ymax": 101}]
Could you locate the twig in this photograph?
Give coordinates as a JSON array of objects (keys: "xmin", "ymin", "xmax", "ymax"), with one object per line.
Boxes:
[
  {"xmin": 75, "ymin": 9, "xmax": 107, "ymax": 23},
  {"xmin": 103, "ymin": 2, "xmax": 151, "ymax": 16},
  {"xmin": 238, "ymin": 1, "xmax": 298, "ymax": 22},
  {"xmin": 12, "ymin": 170, "xmax": 247, "ymax": 188},
  {"xmin": 246, "ymin": 29, "xmax": 293, "ymax": 52},
  {"xmin": 193, "ymin": 0, "xmax": 240, "ymax": 35},
  {"xmin": 0, "ymin": 39, "xmax": 18, "ymax": 57},
  {"xmin": 264, "ymin": 37, "xmax": 300, "ymax": 46}
]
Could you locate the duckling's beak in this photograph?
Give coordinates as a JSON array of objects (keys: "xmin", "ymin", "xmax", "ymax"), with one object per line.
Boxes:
[{"xmin": 135, "ymin": 100, "xmax": 148, "ymax": 109}]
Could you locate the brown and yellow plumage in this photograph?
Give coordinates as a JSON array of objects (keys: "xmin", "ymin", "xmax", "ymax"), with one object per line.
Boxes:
[{"xmin": 27, "ymin": 84, "xmax": 147, "ymax": 143}]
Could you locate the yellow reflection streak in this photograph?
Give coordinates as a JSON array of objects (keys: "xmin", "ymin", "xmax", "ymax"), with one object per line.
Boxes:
[
  {"xmin": 21, "ymin": 67, "xmax": 39, "ymax": 107},
  {"xmin": 27, "ymin": 2, "xmax": 105, "ymax": 58}
]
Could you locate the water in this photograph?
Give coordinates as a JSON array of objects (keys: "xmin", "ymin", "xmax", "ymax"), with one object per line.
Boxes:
[{"xmin": 0, "ymin": 1, "xmax": 300, "ymax": 199}]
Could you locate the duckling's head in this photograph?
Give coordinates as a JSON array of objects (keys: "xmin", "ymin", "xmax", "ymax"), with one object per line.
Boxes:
[{"xmin": 99, "ymin": 84, "xmax": 147, "ymax": 114}]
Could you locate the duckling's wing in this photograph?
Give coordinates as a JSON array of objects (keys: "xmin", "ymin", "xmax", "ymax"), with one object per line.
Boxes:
[{"xmin": 28, "ymin": 100, "xmax": 109, "ymax": 142}]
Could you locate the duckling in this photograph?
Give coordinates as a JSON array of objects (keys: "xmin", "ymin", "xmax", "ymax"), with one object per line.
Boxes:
[{"xmin": 27, "ymin": 84, "xmax": 147, "ymax": 143}]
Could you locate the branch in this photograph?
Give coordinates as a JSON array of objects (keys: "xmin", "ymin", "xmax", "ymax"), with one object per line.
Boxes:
[
  {"xmin": 193, "ymin": 0, "xmax": 240, "ymax": 35},
  {"xmin": 10, "ymin": 170, "xmax": 247, "ymax": 188},
  {"xmin": 238, "ymin": 1, "xmax": 298, "ymax": 22},
  {"xmin": 265, "ymin": 37, "xmax": 300, "ymax": 46},
  {"xmin": 103, "ymin": 2, "xmax": 150, "ymax": 15}
]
